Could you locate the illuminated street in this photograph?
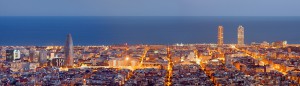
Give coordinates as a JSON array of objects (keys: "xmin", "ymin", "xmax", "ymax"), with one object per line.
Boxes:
[
  {"xmin": 1, "ymin": 0, "xmax": 300, "ymax": 85},
  {"xmin": 0, "ymin": 27, "xmax": 300, "ymax": 85}
]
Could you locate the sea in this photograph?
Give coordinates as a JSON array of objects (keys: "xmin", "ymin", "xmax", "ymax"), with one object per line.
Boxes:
[{"xmin": 0, "ymin": 16, "xmax": 300, "ymax": 46}]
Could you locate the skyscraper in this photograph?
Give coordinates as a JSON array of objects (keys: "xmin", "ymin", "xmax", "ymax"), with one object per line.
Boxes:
[
  {"xmin": 6, "ymin": 50, "xmax": 20, "ymax": 62},
  {"xmin": 39, "ymin": 50, "xmax": 48, "ymax": 64},
  {"xmin": 6, "ymin": 50, "xmax": 14, "ymax": 62},
  {"xmin": 29, "ymin": 50, "xmax": 39, "ymax": 62},
  {"xmin": 13, "ymin": 50, "xmax": 20, "ymax": 60},
  {"xmin": 64, "ymin": 34, "xmax": 74, "ymax": 67},
  {"xmin": 237, "ymin": 25, "xmax": 244, "ymax": 46},
  {"xmin": 218, "ymin": 26, "xmax": 224, "ymax": 46}
]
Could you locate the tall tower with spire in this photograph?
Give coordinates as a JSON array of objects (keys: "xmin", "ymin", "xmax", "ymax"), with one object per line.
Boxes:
[
  {"xmin": 64, "ymin": 34, "xmax": 74, "ymax": 67},
  {"xmin": 218, "ymin": 26, "xmax": 224, "ymax": 46}
]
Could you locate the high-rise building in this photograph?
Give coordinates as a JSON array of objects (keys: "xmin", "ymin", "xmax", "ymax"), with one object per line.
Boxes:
[
  {"xmin": 64, "ymin": 34, "xmax": 74, "ymax": 67},
  {"xmin": 39, "ymin": 50, "xmax": 48, "ymax": 64},
  {"xmin": 29, "ymin": 50, "xmax": 39, "ymax": 62},
  {"xmin": 218, "ymin": 26, "xmax": 224, "ymax": 46},
  {"xmin": 6, "ymin": 50, "xmax": 14, "ymax": 62},
  {"xmin": 6, "ymin": 50, "xmax": 20, "ymax": 62},
  {"xmin": 237, "ymin": 25, "xmax": 244, "ymax": 46},
  {"xmin": 13, "ymin": 50, "xmax": 21, "ymax": 60},
  {"xmin": 29, "ymin": 50, "xmax": 35, "ymax": 62}
]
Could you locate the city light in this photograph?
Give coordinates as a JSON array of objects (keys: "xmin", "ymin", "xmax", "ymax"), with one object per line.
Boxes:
[
  {"xmin": 196, "ymin": 58, "xmax": 201, "ymax": 64},
  {"xmin": 2, "ymin": 33, "xmax": 300, "ymax": 86},
  {"xmin": 0, "ymin": 22, "xmax": 299, "ymax": 86}
]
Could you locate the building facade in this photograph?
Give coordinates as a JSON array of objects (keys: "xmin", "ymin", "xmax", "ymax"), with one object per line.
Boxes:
[
  {"xmin": 52, "ymin": 58, "xmax": 64, "ymax": 67},
  {"xmin": 237, "ymin": 25, "xmax": 245, "ymax": 46},
  {"xmin": 218, "ymin": 26, "xmax": 224, "ymax": 46},
  {"xmin": 39, "ymin": 50, "xmax": 48, "ymax": 64},
  {"xmin": 6, "ymin": 50, "xmax": 20, "ymax": 62},
  {"xmin": 64, "ymin": 34, "xmax": 74, "ymax": 67}
]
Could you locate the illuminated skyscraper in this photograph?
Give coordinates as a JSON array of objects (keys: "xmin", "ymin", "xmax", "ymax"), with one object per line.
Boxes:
[
  {"xmin": 218, "ymin": 26, "xmax": 224, "ymax": 46},
  {"xmin": 6, "ymin": 50, "xmax": 20, "ymax": 62},
  {"xmin": 237, "ymin": 25, "xmax": 244, "ymax": 46},
  {"xmin": 64, "ymin": 34, "xmax": 74, "ymax": 67},
  {"xmin": 13, "ymin": 50, "xmax": 20, "ymax": 60}
]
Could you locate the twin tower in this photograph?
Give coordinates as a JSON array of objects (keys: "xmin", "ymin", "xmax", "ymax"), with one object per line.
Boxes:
[
  {"xmin": 218, "ymin": 25, "xmax": 244, "ymax": 46},
  {"xmin": 64, "ymin": 26, "xmax": 244, "ymax": 67}
]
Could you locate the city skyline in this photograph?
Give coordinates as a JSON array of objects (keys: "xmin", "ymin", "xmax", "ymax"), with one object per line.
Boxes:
[
  {"xmin": 1, "ymin": 36, "xmax": 299, "ymax": 85},
  {"xmin": 0, "ymin": 25, "xmax": 293, "ymax": 46},
  {"xmin": 1, "ymin": 0, "xmax": 300, "ymax": 86},
  {"xmin": 0, "ymin": 24, "xmax": 294, "ymax": 46}
]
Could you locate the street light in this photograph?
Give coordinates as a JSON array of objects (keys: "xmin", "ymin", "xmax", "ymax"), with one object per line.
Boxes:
[{"xmin": 126, "ymin": 57, "xmax": 129, "ymax": 61}]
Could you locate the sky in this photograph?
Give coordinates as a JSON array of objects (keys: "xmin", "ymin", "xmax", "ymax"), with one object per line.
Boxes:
[{"xmin": 0, "ymin": 0, "xmax": 300, "ymax": 16}]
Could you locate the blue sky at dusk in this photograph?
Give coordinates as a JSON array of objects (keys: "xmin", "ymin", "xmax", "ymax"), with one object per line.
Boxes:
[{"xmin": 0, "ymin": 0, "xmax": 300, "ymax": 16}]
